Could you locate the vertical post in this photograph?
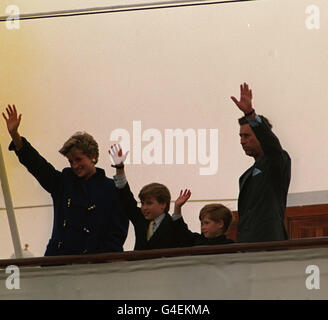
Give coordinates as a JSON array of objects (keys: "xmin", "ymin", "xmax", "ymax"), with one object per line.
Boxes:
[{"xmin": 0, "ymin": 143, "xmax": 22, "ymax": 258}]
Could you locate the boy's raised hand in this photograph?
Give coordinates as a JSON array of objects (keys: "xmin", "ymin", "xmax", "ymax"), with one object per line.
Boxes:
[
  {"xmin": 109, "ymin": 144, "xmax": 129, "ymax": 166},
  {"xmin": 2, "ymin": 104, "xmax": 22, "ymax": 135},
  {"xmin": 175, "ymin": 189, "xmax": 191, "ymax": 208},
  {"xmin": 173, "ymin": 189, "xmax": 191, "ymax": 217}
]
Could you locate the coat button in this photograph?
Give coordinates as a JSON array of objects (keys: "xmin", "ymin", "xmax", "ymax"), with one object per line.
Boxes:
[
  {"xmin": 83, "ymin": 227, "xmax": 90, "ymax": 233},
  {"xmin": 57, "ymin": 241, "xmax": 63, "ymax": 248}
]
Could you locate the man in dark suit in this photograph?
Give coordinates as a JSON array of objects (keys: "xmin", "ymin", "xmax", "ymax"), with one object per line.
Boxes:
[{"xmin": 231, "ymin": 83, "xmax": 291, "ymax": 243}]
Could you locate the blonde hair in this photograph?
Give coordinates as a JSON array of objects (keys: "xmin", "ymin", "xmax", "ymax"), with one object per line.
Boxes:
[{"xmin": 59, "ymin": 132, "xmax": 99, "ymax": 163}]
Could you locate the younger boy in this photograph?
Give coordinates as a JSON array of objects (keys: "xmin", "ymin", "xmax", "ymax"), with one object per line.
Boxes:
[
  {"xmin": 174, "ymin": 190, "xmax": 234, "ymax": 246},
  {"xmin": 109, "ymin": 144, "xmax": 185, "ymax": 250}
]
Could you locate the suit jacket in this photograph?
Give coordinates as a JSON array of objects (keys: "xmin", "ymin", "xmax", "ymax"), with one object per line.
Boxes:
[
  {"xmin": 9, "ymin": 138, "xmax": 129, "ymax": 256},
  {"xmin": 237, "ymin": 116, "xmax": 291, "ymax": 243},
  {"xmin": 116, "ymin": 183, "xmax": 183, "ymax": 250}
]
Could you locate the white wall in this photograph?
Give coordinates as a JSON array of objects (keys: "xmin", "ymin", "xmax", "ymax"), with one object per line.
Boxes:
[
  {"xmin": 0, "ymin": 0, "xmax": 327, "ymax": 258},
  {"xmin": 0, "ymin": 247, "xmax": 327, "ymax": 299}
]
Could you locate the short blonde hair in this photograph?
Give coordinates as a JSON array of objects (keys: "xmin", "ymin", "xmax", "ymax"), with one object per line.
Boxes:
[
  {"xmin": 59, "ymin": 132, "xmax": 99, "ymax": 163},
  {"xmin": 138, "ymin": 183, "xmax": 171, "ymax": 213},
  {"xmin": 199, "ymin": 204, "xmax": 233, "ymax": 233}
]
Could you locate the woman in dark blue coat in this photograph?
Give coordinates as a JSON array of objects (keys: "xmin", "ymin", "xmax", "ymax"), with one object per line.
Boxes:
[{"xmin": 2, "ymin": 105, "xmax": 129, "ymax": 256}]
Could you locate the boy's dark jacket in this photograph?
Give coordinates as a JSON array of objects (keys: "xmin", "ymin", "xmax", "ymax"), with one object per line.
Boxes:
[
  {"xmin": 174, "ymin": 217, "xmax": 234, "ymax": 246},
  {"xmin": 116, "ymin": 183, "xmax": 185, "ymax": 250}
]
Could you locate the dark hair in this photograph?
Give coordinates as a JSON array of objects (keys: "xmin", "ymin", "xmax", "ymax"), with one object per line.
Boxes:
[
  {"xmin": 238, "ymin": 115, "xmax": 273, "ymax": 129},
  {"xmin": 59, "ymin": 132, "xmax": 99, "ymax": 163},
  {"xmin": 199, "ymin": 203, "xmax": 233, "ymax": 233},
  {"xmin": 138, "ymin": 183, "xmax": 171, "ymax": 213}
]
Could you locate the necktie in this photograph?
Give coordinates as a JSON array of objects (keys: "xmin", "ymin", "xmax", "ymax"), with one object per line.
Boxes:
[{"xmin": 147, "ymin": 221, "xmax": 155, "ymax": 240}]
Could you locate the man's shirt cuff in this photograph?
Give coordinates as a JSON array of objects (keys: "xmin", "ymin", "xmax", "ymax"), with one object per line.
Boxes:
[{"xmin": 248, "ymin": 114, "xmax": 262, "ymax": 127}]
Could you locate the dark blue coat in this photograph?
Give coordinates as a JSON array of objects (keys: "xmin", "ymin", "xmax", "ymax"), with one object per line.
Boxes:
[{"xmin": 9, "ymin": 138, "xmax": 129, "ymax": 256}]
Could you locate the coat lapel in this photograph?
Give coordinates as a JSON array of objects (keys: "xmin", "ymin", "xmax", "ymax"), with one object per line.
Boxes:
[
  {"xmin": 239, "ymin": 166, "xmax": 253, "ymax": 192},
  {"xmin": 148, "ymin": 214, "xmax": 170, "ymax": 243}
]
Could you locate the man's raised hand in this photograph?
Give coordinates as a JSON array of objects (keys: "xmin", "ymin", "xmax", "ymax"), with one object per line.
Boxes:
[{"xmin": 230, "ymin": 82, "xmax": 254, "ymax": 115}]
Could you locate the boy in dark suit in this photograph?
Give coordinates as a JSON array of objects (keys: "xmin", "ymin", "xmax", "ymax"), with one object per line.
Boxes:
[
  {"xmin": 109, "ymin": 144, "xmax": 184, "ymax": 250},
  {"xmin": 173, "ymin": 190, "xmax": 234, "ymax": 246}
]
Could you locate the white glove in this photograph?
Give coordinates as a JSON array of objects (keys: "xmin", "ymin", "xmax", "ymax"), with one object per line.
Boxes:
[{"xmin": 109, "ymin": 144, "xmax": 129, "ymax": 166}]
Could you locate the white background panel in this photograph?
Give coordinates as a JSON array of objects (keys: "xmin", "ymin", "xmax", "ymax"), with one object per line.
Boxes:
[{"xmin": 0, "ymin": 0, "xmax": 327, "ymax": 257}]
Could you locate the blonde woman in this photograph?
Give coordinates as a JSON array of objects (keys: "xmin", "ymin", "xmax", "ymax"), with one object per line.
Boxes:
[{"xmin": 3, "ymin": 105, "xmax": 128, "ymax": 256}]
